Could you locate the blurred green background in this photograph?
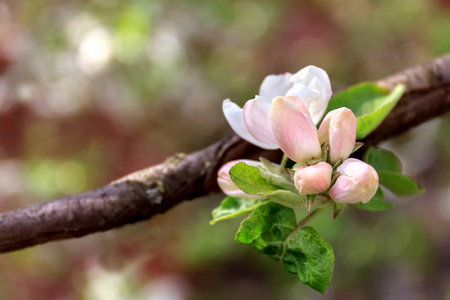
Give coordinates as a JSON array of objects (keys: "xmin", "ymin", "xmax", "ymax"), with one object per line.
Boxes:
[{"xmin": 0, "ymin": 0, "xmax": 450, "ymax": 299}]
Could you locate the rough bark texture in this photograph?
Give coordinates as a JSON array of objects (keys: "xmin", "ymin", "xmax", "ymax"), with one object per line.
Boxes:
[{"xmin": 1, "ymin": 54, "xmax": 450, "ymax": 254}]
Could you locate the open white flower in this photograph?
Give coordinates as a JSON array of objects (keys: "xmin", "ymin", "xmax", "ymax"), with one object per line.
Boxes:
[{"xmin": 223, "ymin": 66, "xmax": 332, "ymax": 149}]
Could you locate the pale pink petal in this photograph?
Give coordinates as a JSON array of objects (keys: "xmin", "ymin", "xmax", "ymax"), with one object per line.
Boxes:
[
  {"xmin": 362, "ymin": 166, "xmax": 379, "ymax": 203},
  {"xmin": 329, "ymin": 176, "xmax": 364, "ymax": 204},
  {"xmin": 338, "ymin": 159, "xmax": 378, "ymax": 204},
  {"xmin": 243, "ymin": 96, "xmax": 278, "ymax": 147},
  {"xmin": 286, "ymin": 85, "xmax": 325, "ymax": 124},
  {"xmin": 317, "ymin": 109, "xmax": 335, "ymax": 144},
  {"xmin": 330, "ymin": 158, "xmax": 379, "ymax": 204},
  {"xmin": 281, "ymin": 96, "xmax": 312, "ymax": 119},
  {"xmin": 329, "ymin": 108, "xmax": 357, "ymax": 164},
  {"xmin": 270, "ymin": 97, "xmax": 321, "ymax": 163},
  {"xmin": 294, "ymin": 162, "xmax": 333, "ymax": 195},
  {"xmin": 259, "ymin": 73, "xmax": 293, "ymax": 103},
  {"xmin": 223, "ymin": 99, "xmax": 279, "ymax": 150}
]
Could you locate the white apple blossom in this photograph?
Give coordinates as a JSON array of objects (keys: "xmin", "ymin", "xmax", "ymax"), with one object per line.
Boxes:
[{"xmin": 223, "ymin": 66, "xmax": 331, "ymax": 149}]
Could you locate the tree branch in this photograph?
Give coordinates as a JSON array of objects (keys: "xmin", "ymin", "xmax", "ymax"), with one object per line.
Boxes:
[{"xmin": 1, "ymin": 54, "xmax": 450, "ymax": 254}]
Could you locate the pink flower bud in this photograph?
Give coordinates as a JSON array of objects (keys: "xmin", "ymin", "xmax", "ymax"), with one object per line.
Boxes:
[
  {"xmin": 318, "ymin": 107, "xmax": 357, "ymax": 164},
  {"xmin": 294, "ymin": 162, "xmax": 333, "ymax": 195},
  {"xmin": 217, "ymin": 160, "xmax": 265, "ymax": 199},
  {"xmin": 330, "ymin": 158, "xmax": 379, "ymax": 204},
  {"xmin": 270, "ymin": 96, "xmax": 321, "ymax": 163}
]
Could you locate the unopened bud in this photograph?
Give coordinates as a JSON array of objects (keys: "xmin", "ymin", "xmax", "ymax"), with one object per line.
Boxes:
[
  {"xmin": 217, "ymin": 160, "xmax": 265, "ymax": 199},
  {"xmin": 330, "ymin": 158, "xmax": 378, "ymax": 204},
  {"xmin": 318, "ymin": 107, "xmax": 357, "ymax": 164},
  {"xmin": 294, "ymin": 162, "xmax": 333, "ymax": 195}
]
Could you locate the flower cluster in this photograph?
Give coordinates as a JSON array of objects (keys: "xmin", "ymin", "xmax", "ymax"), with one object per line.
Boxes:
[{"xmin": 218, "ymin": 66, "xmax": 379, "ymax": 207}]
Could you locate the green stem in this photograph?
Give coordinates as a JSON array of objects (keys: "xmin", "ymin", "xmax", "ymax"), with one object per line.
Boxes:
[
  {"xmin": 297, "ymin": 207, "xmax": 326, "ymax": 227},
  {"xmin": 281, "ymin": 154, "xmax": 289, "ymax": 168}
]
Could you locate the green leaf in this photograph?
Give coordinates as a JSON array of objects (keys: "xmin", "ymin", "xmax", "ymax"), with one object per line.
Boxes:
[
  {"xmin": 266, "ymin": 190, "xmax": 305, "ymax": 209},
  {"xmin": 364, "ymin": 147, "xmax": 424, "ymax": 197},
  {"xmin": 236, "ymin": 203, "xmax": 334, "ymax": 293},
  {"xmin": 230, "ymin": 162, "xmax": 279, "ymax": 196},
  {"xmin": 355, "ymin": 188, "xmax": 394, "ymax": 211},
  {"xmin": 259, "ymin": 157, "xmax": 290, "ymax": 179},
  {"xmin": 379, "ymin": 172, "xmax": 425, "ymax": 196},
  {"xmin": 258, "ymin": 166, "xmax": 297, "ymax": 193},
  {"xmin": 282, "ymin": 226, "xmax": 335, "ymax": 293},
  {"xmin": 229, "ymin": 162, "xmax": 305, "ymax": 210},
  {"xmin": 364, "ymin": 147, "xmax": 402, "ymax": 173},
  {"xmin": 210, "ymin": 197, "xmax": 268, "ymax": 225},
  {"xmin": 326, "ymin": 83, "xmax": 405, "ymax": 139},
  {"xmin": 236, "ymin": 202, "xmax": 296, "ymax": 259}
]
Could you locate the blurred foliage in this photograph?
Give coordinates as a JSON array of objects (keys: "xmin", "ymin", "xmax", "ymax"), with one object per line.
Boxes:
[{"xmin": 0, "ymin": 0, "xmax": 450, "ymax": 299}]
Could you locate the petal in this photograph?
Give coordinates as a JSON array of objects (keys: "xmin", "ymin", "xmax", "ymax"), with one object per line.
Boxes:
[
  {"xmin": 223, "ymin": 99, "xmax": 279, "ymax": 150},
  {"xmin": 317, "ymin": 109, "xmax": 334, "ymax": 144},
  {"xmin": 329, "ymin": 108, "xmax": 357, "ymax": 164},
  {"xmin": 334, "ymin": 158, "xmax": 379, "ymax": 203},
  {"xmin": 294, "ymin": 162, "xmax": 333, "ymax": 195},
  {"xmin": 290, "ymin": 65, "xmax": 332, "ymax": 102},
  {"xmin": 339, "ymin": 159, "xmax": 379, "ymax": 203},
  {"xmin": 281, "ymin": 96, "xmax": 312, "ymax": 119},
  {"xmin": 259, "ymin": 73, "xmax": 293, "ymax": 103},
  {"xmin": 243, "ymin": 96, "xmax": 278, "ymax": 147},
  {"xmin": 270, "ymin": 97, "xmax": 321, "ymax": 163},
  {"xmin": 217, "ymin": 177, "xmax": 248, "ymax": 198},
  {"xmin": 337, "ymin": 158, "xmax": 369, "ymax": 179},
  {"xmin": 330, "ymin": 176, "xmax": 364, "ymax": 204},
  {"xmin": 361, "ymin": 166, "xmax": 379, "ymax": 203},
  {"xmin": 286, "ymin": 85, "xmax": 325, "ymax": 124}
]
